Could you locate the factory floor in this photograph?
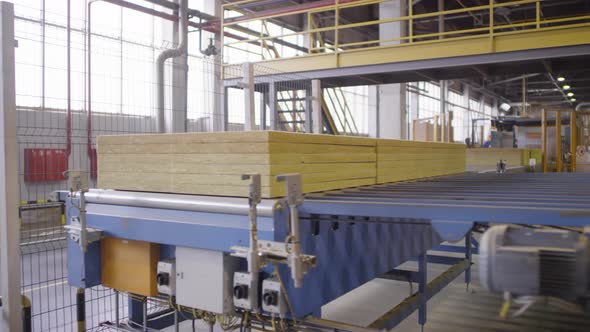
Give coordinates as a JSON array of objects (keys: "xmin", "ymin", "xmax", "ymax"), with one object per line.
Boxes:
[
  {"xmin": 169, "ymin": 248, "xmax": 590, "ymax": 332},
  {"xmin": 326, "ymin": 250, "xmax": 590, "ymax": 332}
]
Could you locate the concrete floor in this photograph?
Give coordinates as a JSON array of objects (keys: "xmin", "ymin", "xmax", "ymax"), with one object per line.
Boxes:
[{"xmin": 323, "ymin": 250, "xmax": 590, "ymax": 332}]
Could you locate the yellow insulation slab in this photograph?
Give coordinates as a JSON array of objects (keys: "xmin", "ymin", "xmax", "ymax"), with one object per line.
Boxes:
[{"xmin": 98, "ymin": 131, "xmax": 466, "ymax": 197}]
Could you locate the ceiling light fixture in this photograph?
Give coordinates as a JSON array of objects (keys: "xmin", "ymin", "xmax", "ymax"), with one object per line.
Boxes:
[
  {"xmin": 571, "ymin": 98, "xmax": 577, "ymax": 102},
  {"xmin": 557, "ymin": 76, "xmax": 565, "ymax": 82},
  {"xmin": 563, "ymin": 85, "xmax": 571, "ymax": 90},
  {"xmin": 499, "ymin": 103, "xmax": 511, "ymax": 112},
  {"xmin": 567, "ymin": 92, "xmax": 574, "ymax": 97}
]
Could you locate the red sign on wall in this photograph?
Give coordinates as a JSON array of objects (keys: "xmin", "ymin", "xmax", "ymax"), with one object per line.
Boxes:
[{"xmin": 24, "ymin": 148, "xmax": 68, "ymax": 182}]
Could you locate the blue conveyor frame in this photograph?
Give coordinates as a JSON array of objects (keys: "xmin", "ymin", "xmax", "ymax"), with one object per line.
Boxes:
[{"xmin": 62, "ymin": 173, "xmax": 590, "ymax": 330}]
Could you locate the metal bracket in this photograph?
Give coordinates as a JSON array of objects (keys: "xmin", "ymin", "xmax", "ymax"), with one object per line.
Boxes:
[
  {"xmin": 232, "ymin": 173, "xmax": 316, "ymax": 289},
  {"xmin": 276, "ymin": 173, "xmax": 309, "ymax": 288},
  {"xmin": 242, "ymin": 174, "xmax": 261, "ymax": 205},
  {"xmin": 64, "ymin": 216, "xmax": 102, "ymax": 247},
  {"xmin": 241, "ymin": 173, "xmax": 262, "ymax": 276},
  {"xmin": 64, "ymin": 169, "xmax": 89, "ymax": 191},
  {"xmin": 276, "ymin": 173, "xmax": 303, "ymax": 207},
  {"xmin": 231, "ymin": 240, "xmax": 316, "ymax": 269}
]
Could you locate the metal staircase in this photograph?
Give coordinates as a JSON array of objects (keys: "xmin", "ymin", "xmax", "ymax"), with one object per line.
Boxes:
[
  {"xmin": 259, "ymin": 21, "xmax": 357, "ymax": 135},
  {"xmin": 276, "ymin": 90, "xmax": 305, "ymax": 132},
  {"xmin": 323, "ymin": 87, "xmax": 359, "ymax": 135}
]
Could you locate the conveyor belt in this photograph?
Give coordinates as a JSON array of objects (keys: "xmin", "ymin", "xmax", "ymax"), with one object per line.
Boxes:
[{"xmin": 300, "ymin": 173, "xmax": 590, "ymax": 227}]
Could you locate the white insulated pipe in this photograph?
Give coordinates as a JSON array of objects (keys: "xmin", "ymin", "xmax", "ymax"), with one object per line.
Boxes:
[
  {"xmin": 156, "ymin": 0, "xmax": 188, "ymax": 133},
  {"xmin": 78, "ymin": 189, "xmax": 280, "ymax": 217}
]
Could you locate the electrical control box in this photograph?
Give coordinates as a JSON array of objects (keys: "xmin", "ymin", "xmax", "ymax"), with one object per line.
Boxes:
[
  {"xmin": 101, "ymin": 238, "xmax": 159, "ymax": 297},
  {"xmin": 175, "ymin": 247, "xmax": 239, "ymax": 314},
  {"xmin": 261, "ymin": 278, "xmax": 286, "ymax": 316},
  {"xmin": 156, "ymin": 260, "xmax": 176, "ymax": 296},
  {"xmin": 233, "ymin": 272, "xmax": 259, "ymax": 311}
]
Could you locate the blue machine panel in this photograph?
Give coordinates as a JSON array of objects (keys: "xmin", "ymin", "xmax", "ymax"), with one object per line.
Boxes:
[{"xmin": 273, "ymin": 215, "xmax": 442, "ymax": 317}]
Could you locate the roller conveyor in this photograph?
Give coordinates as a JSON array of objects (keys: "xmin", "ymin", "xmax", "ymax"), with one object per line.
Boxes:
[
  {"xmin": 301, "ymin": 173, "xmax": 590, "ymax": 227},
  {"xmin": 60, "ymin": 172, "xmax": 590, "ymax": 331}
]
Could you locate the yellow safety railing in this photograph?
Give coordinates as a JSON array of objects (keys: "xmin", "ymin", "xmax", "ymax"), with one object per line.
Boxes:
[{"xmin": 221, "ymin": 0, "xmax": 590, "ymax": 56}]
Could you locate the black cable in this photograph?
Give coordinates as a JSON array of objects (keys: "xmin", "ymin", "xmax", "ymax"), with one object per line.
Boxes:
[
  {"xmin": 173, "ymin": 304, "xmax": 200, "ymax": 332},
  {"xmin": 176, "ymin": 305, "xmax": 197, "ymax": 324}
]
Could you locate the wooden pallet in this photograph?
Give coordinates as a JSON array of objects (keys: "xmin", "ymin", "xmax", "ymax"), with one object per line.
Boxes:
[{"xmin": 465, "ymin": 148, "xmax": 541, "ymax": 170}]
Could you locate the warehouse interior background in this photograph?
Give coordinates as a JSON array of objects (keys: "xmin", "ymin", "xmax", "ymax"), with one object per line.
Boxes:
[{"xmin": 1, "ymin": 0, "xmax": 590, "ymax": 331}]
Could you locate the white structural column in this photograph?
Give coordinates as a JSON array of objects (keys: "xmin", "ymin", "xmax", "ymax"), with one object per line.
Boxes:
[
  {"xmin": 0, "ymin": 2, "xmax": 21, "ymax": 331},
  {"xmin": 311, "ymin": 79, "xmax": 323, "ymax": 133},
  {"xmin": 408, "ymin": 82, "xmax": 419, "ymax": 139},
  {"xmin": 440, "ymin": 80, "xmax": 448, "ymax": 142},
  {"xmin": 242, "ymin": 62, "xmax": 255, "ymax": 131},
  {"xmin": 438, "ymin": 0, "xmax": 448, "ymax": 142},
  {"xmin": 368, "ymin": 0, "xmax": 407, "ymax": 139},
  {"xmin": 268, "ymin": 82, "xmax": 277, "ymax": 130},
  {"xmin": 463, "ymin": 84, "xmax": 472, "ymax": 145}
]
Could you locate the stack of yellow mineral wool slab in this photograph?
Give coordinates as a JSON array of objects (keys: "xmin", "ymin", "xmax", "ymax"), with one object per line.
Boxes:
[
  {"xmin": 377, "ymin": 139, "xmax": 466, "ymax": 183},
  {"xmin": 98, "ymin": 131, "xmax": 467, "ymax": 198},
  {"xmin": 98, "ymin": 131, "xmax": 377, "ymax": 198},
  {"xmin": 466, "ymin": 148, "xmax": 528, "ymax": 171}
]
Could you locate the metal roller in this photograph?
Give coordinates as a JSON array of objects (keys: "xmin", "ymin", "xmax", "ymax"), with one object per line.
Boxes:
[{"xmin": 71, "ymin": 189, "xmax": 282, "ymax": 217}]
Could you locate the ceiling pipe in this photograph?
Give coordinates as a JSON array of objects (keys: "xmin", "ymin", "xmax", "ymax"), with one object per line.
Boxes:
[
  {"xmin": 486, "ymin": 74, "xmax": 540, "ymax": 87},
  {"xmin": 142, "ymin": 0, "xmax": 177, "ymax": 10},
  {"xmin": 156, "ymin": 0, "xmax": 188, "ymax": 133},
  {"xmin": 576, "ymin": 102, "xmax": 590, "ymax": 111},
  {"xmin": 203, "ymin": 0, "xmax": 365, "ymax": 30}
]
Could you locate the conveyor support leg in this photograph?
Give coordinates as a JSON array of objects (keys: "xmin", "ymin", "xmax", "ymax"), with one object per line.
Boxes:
[
  {"xmin": 465, "ymin": 231, "xmax": 472, "ymax": 290},
  {"xmin": 418, "ymin": 253, "xmax": 427, "ymax": 329}
]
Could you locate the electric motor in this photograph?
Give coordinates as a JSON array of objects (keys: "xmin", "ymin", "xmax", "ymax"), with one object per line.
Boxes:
[{"xmin": 479, "ymin": 225, "xmax": 590, "ymax": 302}]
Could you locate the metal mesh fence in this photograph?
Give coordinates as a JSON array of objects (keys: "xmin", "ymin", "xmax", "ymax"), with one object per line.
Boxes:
[
  {"xmin": 13, "ymin": 1, "xmax": 225, "ymax": 330},
  {"xmin": 12, "ymin": 1, "xmax": 334, "ymax": 330},
  {"xmin": 10, "ymin": 1, "xmax": 495, "ymax": 331}
]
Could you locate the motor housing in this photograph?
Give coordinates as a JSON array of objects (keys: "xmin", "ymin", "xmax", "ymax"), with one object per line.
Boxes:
[{"xmin": 479, "ymin": 225, "xmax": 590, "ymax": 302}]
